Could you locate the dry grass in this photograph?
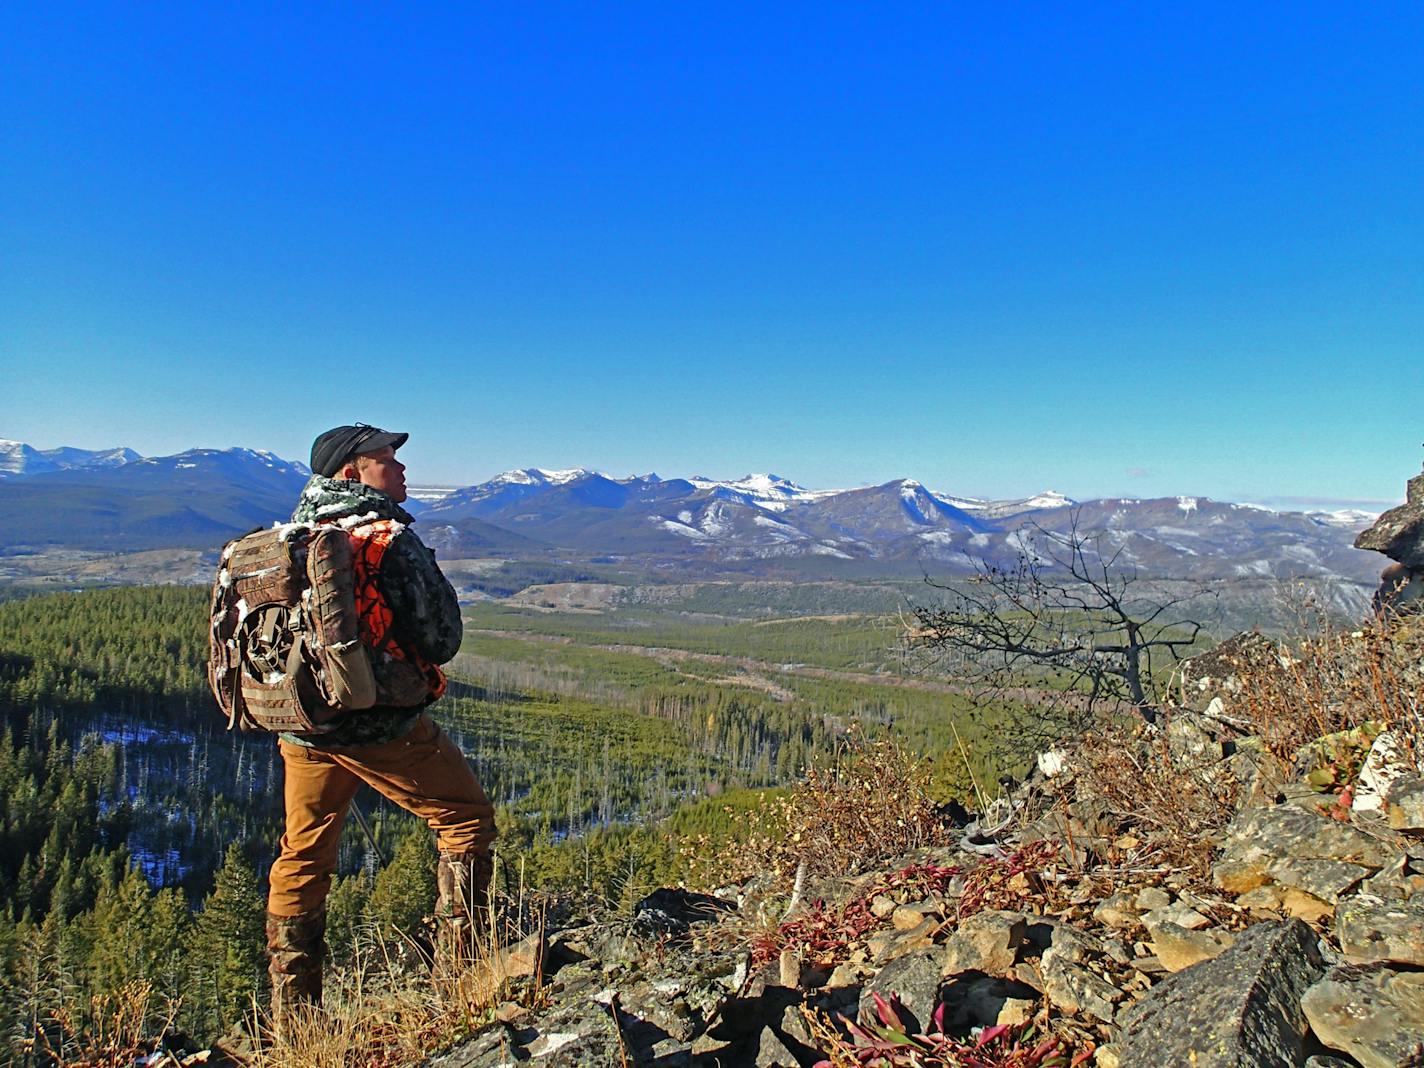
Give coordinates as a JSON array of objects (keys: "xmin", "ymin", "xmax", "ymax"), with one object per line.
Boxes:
[
  {"xmin": 1072, "ymin": 610, "xmax": 1423, "ymax": 875},
  {"xmin": 249, "ymin": 880, "xmax": 546, "ymax": 1068},
  {"xmin": 27, "ymin": 981, "xmax": 178, "ymax": 1068},
  {"xmin": 684, "ymin": 727, "xmax": 953, "ymax": 891},
  {"xmin": 1235, "ymin": 612, "xmax": 1423, "ymax": 771}
]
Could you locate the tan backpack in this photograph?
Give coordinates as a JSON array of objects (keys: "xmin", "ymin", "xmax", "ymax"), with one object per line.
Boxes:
[{"xmin": 208, "ymin": 523, "xmax": 378, "ymax": 732}]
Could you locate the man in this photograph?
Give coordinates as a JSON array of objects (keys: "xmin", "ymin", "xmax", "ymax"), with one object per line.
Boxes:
[{"xmin": 265, "ymin": 423, "xmax": 497, "ymax": 1022}]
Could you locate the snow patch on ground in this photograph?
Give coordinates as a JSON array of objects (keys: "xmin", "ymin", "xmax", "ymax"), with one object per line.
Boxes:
[{"xmin": 1177, "ymin": 496, "xmax": 1199, "ymax": 514}]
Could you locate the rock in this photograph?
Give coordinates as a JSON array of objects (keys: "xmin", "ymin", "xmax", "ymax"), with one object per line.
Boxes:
[
  {"xmin": 1279, "ymin": 888, "xmax": 1333, "ymax": 925},
  {"xmin": 1302, "ymin": 1057, "xmax": 1359, "ymax": 1068},
  {"xmin": 859, "ymin": 950, "xmax": 942, "ymax": 1033},
  {"xmin": 891, "ymin": 901, "xmax": 937, "ymax": 930},
  {"xmin": 1236, "ymin": 885, "xmax": 1284, "ymax": 912},
  {"xmin": 1358, "ymin": 854, "xmax": 1424, "ymax": 901},
  {"xmin": 1301, "ymin": 963, "xmax": 1424, "ymax": 1068},
  {"xmin": 1142, "ymin": 903, "xmax": 1210, "ymax": 931},
  {"xmin": 869, "ymin": 894, "xmax": 896, "ymax": 918},
  {"xmin": 1213, "ymin": 859, "xmax": 1272, "ymax": 895},
  {"xmin": 825, "ymin": 962, "xmax": 860, "ymax": 989},
  {"xmin": 1335, "ymin": 896, "xmax": 1424, "ymax": 965},
  {"xmin": 940, "ymin": 910, "xmax": 1025, "ymax": 977},
  {"xmin": 1267, "ymin": 857, "xmax": 1370, "ymax": 904},
  {"xmin": 493, "ymin": 933, "xmax": 545, "ymax": 981},
  {"xmin": 1104, "ymin": 937, "xmax": 1132, "ymax": 966},
  {"xmin": 1167, "ymin": 712, "xmax": 1223, "ymax": 765},
  {"xmin": 1220, "ymin": 804, "xmax": 1399, "ymax": 870},
  {"xmin": 1041, "ymin": 949, "xmax": 1122, "ymax": 1022},
  {"xmin": 937, "ymin": 972, "xmax": 1041, "ymax": 1034},
  {"xmin": 1354, "ymin": 469, "xmax": 1424, "ymax": 568},
  {"xmin": 754, "ymin": 1025, "xmax": 800, "ymax": 1068},
  {"xmin": 1116, "ymin": 919, "xmax": 1326, "ymax": 1068},
  {"xmin": 778, "ymin": 950, "xmax": 801, "ymax": 989},
  {"xmin": 632, "ymin": 887, "xmax": 736, "ymax": 938},
  {"xmin": 1135, "ymin": 887, "xmax": 1172, "ymax": 911},
  {"xmin": 1095, "ymin": 1043, "xmax": 1122, "ymax": 1068},
  {"xmin": 869, "ymin": 917, "xmax": 936, "ymax": 963},
  {"xmin": 1036, "ymin": 921, "xmax": 1102, "ymax": 963},
  {"xmin": 1387, "ymin": 774, "xmax": 1424, "ymax": 832},
  {"xmin": 1353, "ymin": 731, "xmax": 1410, "ymax": 813},
  {"xmin": 1093, "ymin": 892, "xmax": 1139, "ymax": 929},
  {"xmin": 1145, "ymin": 920, "xmax": 1235, "ymax": 973}
]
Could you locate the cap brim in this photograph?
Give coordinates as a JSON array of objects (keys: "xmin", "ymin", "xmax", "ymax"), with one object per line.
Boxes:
[{"xmin": 357, "ymin": 430, "xmax": 408, "ymax": 455}]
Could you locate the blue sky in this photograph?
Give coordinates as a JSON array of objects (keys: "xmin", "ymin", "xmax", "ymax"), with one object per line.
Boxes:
[{"xmin": 3, "ymin": 4, "xmax": 1420, "ymax": 506}]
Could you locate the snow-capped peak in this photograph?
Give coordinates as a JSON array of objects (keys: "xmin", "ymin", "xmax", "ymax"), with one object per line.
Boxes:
[
  {"xmin": 688, "ymin": 473, "xmax": 841, "ymax": 512},
  {"xmin": 494, "ymin": 467, "xmax": 595, "ymax": 486}
]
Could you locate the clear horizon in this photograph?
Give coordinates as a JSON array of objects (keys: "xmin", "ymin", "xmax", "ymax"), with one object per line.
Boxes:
[
  {"xmin": 1, "ymin": 431, "xmax": 1406, "ymax": 513},
  {"xmin": 4, "ymin": 5, "xmax": 1421, "ymax": 507}
]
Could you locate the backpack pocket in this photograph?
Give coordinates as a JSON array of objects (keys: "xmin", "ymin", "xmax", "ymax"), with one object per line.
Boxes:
[{"xmin": 322, "ymin": 639, "xmax": 378, "ymax": 710}]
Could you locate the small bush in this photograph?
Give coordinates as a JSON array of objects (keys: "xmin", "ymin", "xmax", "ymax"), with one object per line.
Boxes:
[{"xmin": 684, "ymin": 728, "xmax": 954, "ymax": 889}]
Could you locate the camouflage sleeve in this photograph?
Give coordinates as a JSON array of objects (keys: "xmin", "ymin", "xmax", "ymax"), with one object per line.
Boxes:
[{"xmin": 378, "ymin": 529, "xmax": 464, "ymax": 665}]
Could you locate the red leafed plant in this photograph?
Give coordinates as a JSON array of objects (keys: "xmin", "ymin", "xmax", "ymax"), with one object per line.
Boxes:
[
  {"xmin": 806, "ymin": 993, "xmax": 1092, "ymax": 1068},
  {"xmin": 752, "ymin": 862, "xmax": 960, "ymax": 968},
  {"xmin": 957, "ymin": 840, "xmax": 1062, "ymax": 918}
]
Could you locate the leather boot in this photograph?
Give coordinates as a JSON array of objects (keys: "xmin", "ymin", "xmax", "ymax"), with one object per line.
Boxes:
[
  {"xmin": 266, "ymin": 907, "xmax": 325, "ymax": 1034},
  {"xmin": 435, "ymin": 850, "xmax": 493, "ymax": 965}
]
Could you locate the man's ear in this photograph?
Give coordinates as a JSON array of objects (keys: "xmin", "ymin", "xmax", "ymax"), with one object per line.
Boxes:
[{"xmin": 337, "ymin": 460, "xmax": 360, "ymax": 480}]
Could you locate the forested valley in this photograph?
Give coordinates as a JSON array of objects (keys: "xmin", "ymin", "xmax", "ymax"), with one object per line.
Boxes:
[{"xmin": 0, "ymin": 582, "xmax": 1019, "ymax": 1060}]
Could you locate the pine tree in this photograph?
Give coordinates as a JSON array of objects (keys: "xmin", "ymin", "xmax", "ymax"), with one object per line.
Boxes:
[
  {"xmin": 187, "ymin": 844, "xmax": 265, "ymax": 1036},
  {"xmin": 364, "ymin": 827, "xmax": 436, "ymax": 936}
]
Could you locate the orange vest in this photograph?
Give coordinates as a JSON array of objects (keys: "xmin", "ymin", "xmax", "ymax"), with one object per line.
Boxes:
[{"xmin": 346, "ymin": 519, "xmax": 447, "ymax": 701}]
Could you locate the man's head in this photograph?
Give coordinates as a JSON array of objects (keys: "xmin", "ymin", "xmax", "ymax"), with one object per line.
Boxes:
[{"xmin": 310, "ymin": 424, "xmax": 410, "ymax": 503}]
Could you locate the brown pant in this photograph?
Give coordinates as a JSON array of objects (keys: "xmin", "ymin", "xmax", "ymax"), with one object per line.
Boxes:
[{"xmin": 268, "ymin": 713, "xmax": 498, "ymax": 917}]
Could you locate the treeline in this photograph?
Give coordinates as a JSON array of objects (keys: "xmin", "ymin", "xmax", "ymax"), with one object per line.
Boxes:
[{"xmin": 0, "ymin": 584, "xmax": 1016, "ymax": 1059}]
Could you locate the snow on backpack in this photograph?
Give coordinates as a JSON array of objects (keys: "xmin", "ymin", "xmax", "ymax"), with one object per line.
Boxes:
[{"xmin": 208, "ymin": 522, "xmax": 379, "ymax": 732}]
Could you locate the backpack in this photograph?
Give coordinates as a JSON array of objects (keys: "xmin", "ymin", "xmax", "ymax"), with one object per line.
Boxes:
[{"xmin": 208, "ymin": 522, "xmax": 378, "ymax": 733}]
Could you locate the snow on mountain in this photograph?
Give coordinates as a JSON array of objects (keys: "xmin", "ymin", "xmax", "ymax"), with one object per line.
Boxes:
[
  {"xmin": 967, "ymin": 490, "xmax": 1077, "ymax": 518},
  {"xmin": 0, "ymin": 439, "xmax": 142, "ymax": 477},
  {"xmin": 687, "ymin": 472, "xmax": 843, "ymax": 511},
  {"xmin": 494, "ymin": 467, "xmax": 596, "ymax": 486}
]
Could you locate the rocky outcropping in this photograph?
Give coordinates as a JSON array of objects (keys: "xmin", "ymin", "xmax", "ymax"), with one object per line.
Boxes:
[{"xmin": 427, "ymin": 708, "xmax": 1424, "ymax": 1067}]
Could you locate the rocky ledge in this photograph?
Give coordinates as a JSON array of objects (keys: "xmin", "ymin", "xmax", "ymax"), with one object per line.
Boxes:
[{"xmin": 428, "ymin": 687, "xmax": 1423, "ymax": 1068}]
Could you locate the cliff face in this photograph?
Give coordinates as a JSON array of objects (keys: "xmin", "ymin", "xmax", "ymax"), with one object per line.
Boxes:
[{"xmin": 430, "ymin": 631, "xmax": 1424, "ymax": 1068}]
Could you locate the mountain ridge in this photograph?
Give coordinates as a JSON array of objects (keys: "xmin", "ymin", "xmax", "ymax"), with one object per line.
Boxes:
[{"xmin": 0, "ymin": 441, "xmax": 1386, "ymax": 583}]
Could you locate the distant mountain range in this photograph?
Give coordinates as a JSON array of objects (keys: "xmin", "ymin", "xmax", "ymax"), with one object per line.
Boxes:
[{"xmin": 0, "ymin": 441, "xmax": 1385, "ymax": 584}]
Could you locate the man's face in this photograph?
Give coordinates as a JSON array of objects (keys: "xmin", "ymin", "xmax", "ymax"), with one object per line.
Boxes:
[{"xmin": 350, "ymin": 446, "xmax": 407, "ymax": 503}]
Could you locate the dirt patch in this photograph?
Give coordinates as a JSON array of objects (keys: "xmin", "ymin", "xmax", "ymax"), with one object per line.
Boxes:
[{"xmin": 506, "ymin": 582, "xmax": 623, "ymax": 612}]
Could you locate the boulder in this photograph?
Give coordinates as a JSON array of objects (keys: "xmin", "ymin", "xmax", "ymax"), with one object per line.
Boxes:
[
  {"xmin": 1353, "ymin": 731, "xmax": 1410, "ymax": 813},
  {"xmin": 1041, "ymin": 949, "xmax": 1122, "ymax": 1023},
  {"xmin": 1092, "ymin": 892, "xmax": 1140, "ymax": 929},
  {"xmin": 859, "ymin": 950, "xmax": 942, "ymax": 1033},
  {"xmin": 1266, "ymin": 857, "xmax": 1370, "ymax": 904},
  {"xmin": 1387, "ymin": 774, "xmax": 1424, "ymax": 832},
  {"xmin": 1116, "ymin": 919, "xmax": 1325, "ymax": 1068},
  {"xmin": 1334, "ymin": 896, "xmax": 1424, "ymax": 966},
  {"xmin": 940, "ymin": 910, "xmax": 1025, "ymax": 977},
  {"xmin": 1354, "ymin": 469, "xmax": 1424, "ymax": 568},
  {"xmin": 632, "ymin": 887, "xmax": 736, "ymax": 938},
  {"xmin": 1220, "ymin": 805, "xmax": 1398, "ymax": 870},
  {"xmin": 1301, "ymin": 963, "xmax": 1424, "ymax": 1068},
  {"xmin": 936, "ymin": 971, "xmax": 1041, "ymax": 1034},
  {"xmin": 1144, "ymin": 920, "xmax": 1235, "ymax": 973}
]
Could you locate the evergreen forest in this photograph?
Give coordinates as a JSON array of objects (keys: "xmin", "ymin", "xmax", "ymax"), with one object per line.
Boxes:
[{"xmin": 0, "ymin": 582, "xmax": 1021, "ymax": 1061}]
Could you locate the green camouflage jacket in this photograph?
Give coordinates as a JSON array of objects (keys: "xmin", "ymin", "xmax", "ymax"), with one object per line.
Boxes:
[{"xmin": 282, "ymin": 475, "xmax": 463, "ymax": 748}]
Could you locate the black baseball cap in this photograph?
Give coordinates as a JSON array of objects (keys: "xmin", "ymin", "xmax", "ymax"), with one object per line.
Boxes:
[{"xmin": 310, "ymin": 424, "xmax": 409, "ymax": 478}]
